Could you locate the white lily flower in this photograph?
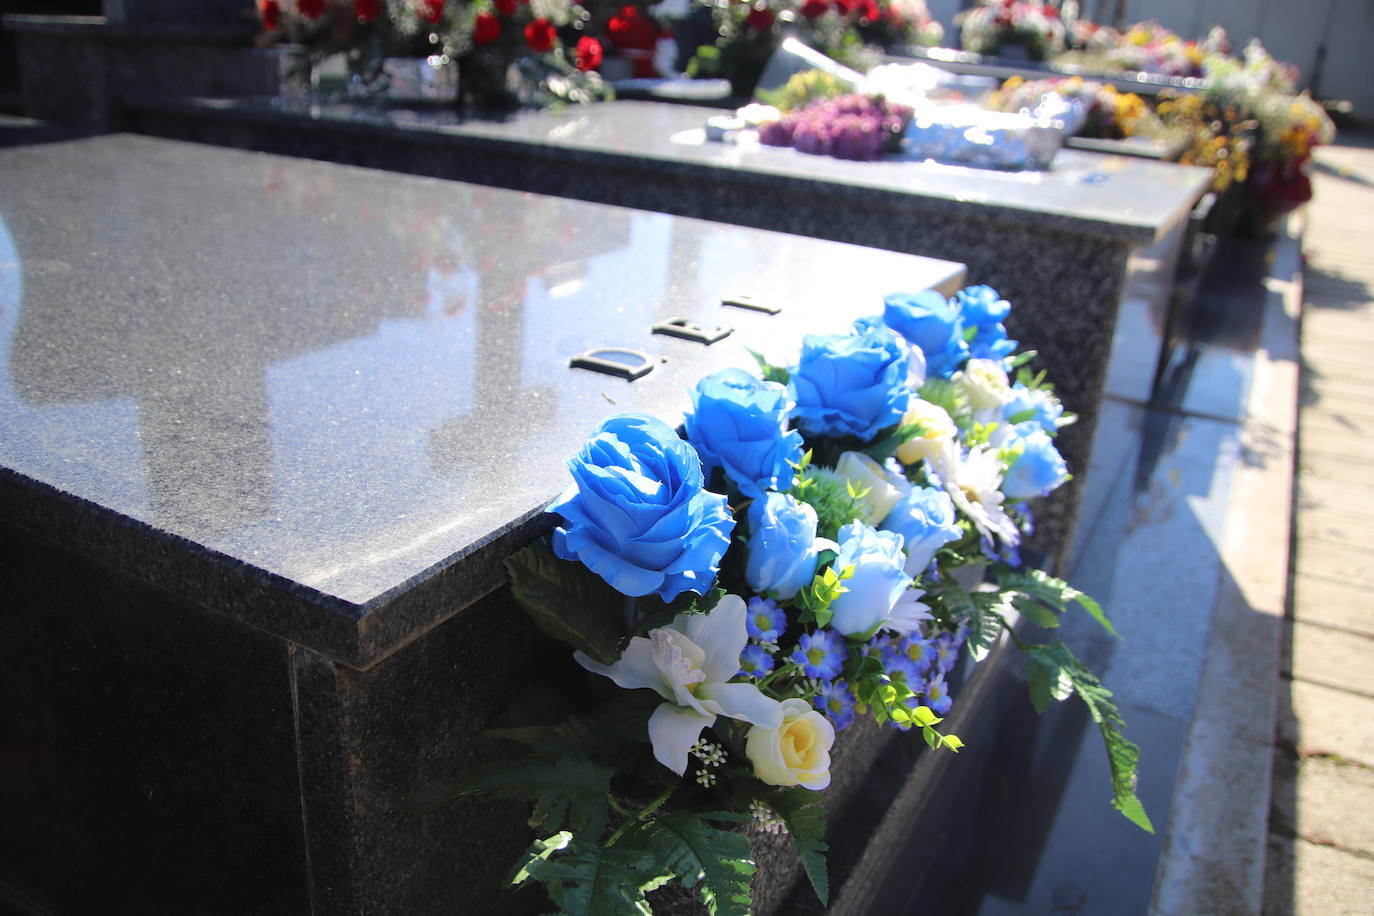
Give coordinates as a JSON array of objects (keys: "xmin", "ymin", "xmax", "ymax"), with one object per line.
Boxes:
[{"xmin": 575, "ymin": 595, "xmax": 783, "ymax": 775}]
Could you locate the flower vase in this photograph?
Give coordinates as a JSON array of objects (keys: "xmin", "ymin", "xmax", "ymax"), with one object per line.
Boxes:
[
  {"xmin": 458, "ymin": 50, "xmax": 521, "ymax": 111},
  {"xmin": 275, "ymin": 44, "xmax": 316, "ymax": 106},
  {"xmin": 384, "ymin": 56, "xmax": 461, "ymax": 104},
  {"xmin": 346, "ymin": 33, "xmax": 390, "ymax": 103}
]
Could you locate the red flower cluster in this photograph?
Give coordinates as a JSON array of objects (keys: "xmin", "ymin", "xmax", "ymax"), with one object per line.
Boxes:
[
  {"xmin": 576, "ymin": 36, "xmax": 604, "ymax": 71},
  {"xmin": 495, "ymin": 0, "xmax": 520, "ymax": 16},
  {"xmin": 297, "ymin": 0, "xmax": 325, "ymax": 19},
  {"xmin": 800, "ymin": 0, "xmax": 828, "ymax": 18},
  {"xmin": 420, "ymin": 0, "xmax": 444, "ymax": 24},
  {"xmin": 473, "ymin": 11, "xmax": 502, "ymax": 44},
  {"xmin": 607, "ymin": 5, "xmax": 657, "ymax": 50},
  {"xmin": 356, "ymin": 0, "xmax": 381, "ymax": 20},
  {"xmin": 524, "ymin": 17, "xmax": 556, "ymax": 52},
  {"xmin": 259, "ymin": 0, "xmax": 281, "ymax": 29},
  {"xmin": 745, "ymin": 5, "xmax": 775, "ymax": 30}
]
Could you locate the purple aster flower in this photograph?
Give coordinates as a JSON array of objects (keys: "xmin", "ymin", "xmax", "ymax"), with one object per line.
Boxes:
[
  {"xmin": 737, "ymin": 643, "xmax": 776, "ymax": 680},
  {"xmin": 923, "ymin": 672, "xmax": 953, "ymax": 715},
  {"xmin": 791, "ymin": 629, "xmax": 846, "ymax": 682},
  {"xmin": 813, "ymin": 679, "xmax": 857, "ymax": 731},
  {"xmin": 746, "ymin": 596, "xmax": 787, "ymax": 643}
]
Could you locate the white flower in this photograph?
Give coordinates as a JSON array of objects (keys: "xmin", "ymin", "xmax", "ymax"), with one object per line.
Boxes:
[
  {"xmin": 745, "ymin": 698, "xmax": 835, "ymax": 790},
  {"xmin": 931, "ymin": 442, "xmax": 1021, "ymax": 547},
  {"xmin": 896, "ymin": 398, "xmax": 957, "ymax": 466},
  {"xmin": 955, "ymin": 358, "xmax": 1011, "ymax": 413},
  {"xmin": 575, "ymin": 595, "xmax": 782, "ymax": 775},
  {"xmin": 835, "ymin": 451, "xmax": 907, "ymax": 524}
]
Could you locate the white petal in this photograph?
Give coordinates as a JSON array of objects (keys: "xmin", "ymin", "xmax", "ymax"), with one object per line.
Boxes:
[
  {"xmin": 680, "ymin": 594, "xmax": 750, "ymax": 685},
  {"xmin": 697, "ymin": 682, "xmax": 784, "ymax": 728},
  {"xmin": 575, "ymin": 638, "xmax": 670, "ymax": 700},
  {"xmin": 884, "ymin": 590, "xmax": 932, "ymax": 636},
  {"xmin": 648, "ymin": 702, "xmax": 714, "ymax": 775}
]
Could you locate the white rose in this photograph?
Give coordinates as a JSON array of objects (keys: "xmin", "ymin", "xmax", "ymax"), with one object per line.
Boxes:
[
  {"xmin": 745, "ymin": 698, "xmax": 835, "ymax": 790},
  {"xmin": 835, "ymin": 451, "xmax": 905, "ymax": 525},
  {"xmin": 956, "ymin": 358, "xmax": 1011, "ymax": 412}
]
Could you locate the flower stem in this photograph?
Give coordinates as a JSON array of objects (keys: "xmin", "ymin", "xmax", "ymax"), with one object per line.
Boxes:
[
  {"xmin": 623, "ymin": 596, "xmax": 638, "ymax": 632},
  {"xmin": 605, "ymin": 784, "xmax": 674, "ymax": 848}
]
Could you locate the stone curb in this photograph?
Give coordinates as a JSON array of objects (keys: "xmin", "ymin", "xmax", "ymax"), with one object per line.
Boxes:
[{"xmin": 1149, "ymin": 213, "xmax": 1304, "ymax": 914}]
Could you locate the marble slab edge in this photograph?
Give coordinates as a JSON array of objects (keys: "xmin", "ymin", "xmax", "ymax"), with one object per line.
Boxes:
[
  {"xmin": 127, "ymin": 98, "xmax": 1194, "ymax": 245},
  {"xmin": 0, "ymin": 467, "xmax": 547, "ymax": 671},
  {"xmin": 2, "ymin": 14, "xmax": 255, "ymax": 42}
]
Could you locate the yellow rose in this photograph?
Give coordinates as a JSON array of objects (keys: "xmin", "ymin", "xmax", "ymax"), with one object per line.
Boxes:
[
  {"xmin": 896, "ymin": 398, "xmax": 956, "ymax": 466},
  {"xmin": 745, "ymin": 698, "xmax": 835, "ymax": 790}
]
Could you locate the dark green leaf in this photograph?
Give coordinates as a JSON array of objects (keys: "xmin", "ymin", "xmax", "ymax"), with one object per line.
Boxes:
[
  {"xmin": 515, "ymin": 833, "xmax": 670, "ymax": 916},
  {"xmin": 634, "ymin": 811, "xmax": 755, "ymax": 916},
  {"xmin": 997, "ymin": 569, "xmax": 1117, "ymax": 638},
  {"xmin": 406, "ymin": 757, "xmax": 614, "ymax": 837},
  {"xmin": 506, "ymin": 540, "xmax": 626, "ymax": 664},
  {"xmin": 1022, "ymin": 642, "xmax": 1154, "ymax": 833}
]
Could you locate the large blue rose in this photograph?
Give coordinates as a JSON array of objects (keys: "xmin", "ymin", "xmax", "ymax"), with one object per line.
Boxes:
[
  {"xmin": 788, "ymin": 325, "xmax": 910, "ymax": 441},
  {"xmin": 955, "ymin": 285, "xmax": 1017, "ymax": 361},
  {"xmin": 828, "ymin": 521, "xmax": 919, "ymax": 638},
  {"xmin": 684, "ymin": 368, "xmax": 803, "ymax": 498},
  {"xmin": 550, "ymin": 413, "xmax": 734, "ymax": 602},
  {"xmin": 880, "ymin": 485, "xmax": 962, "ymax": 576},
  {"xmin": 745, "ymin": 492, "xmax": 825, "ymax": 601},
  {"xmin": 883, "ymin": 290, "xmax": 969, "ymax": 378},
  {"xmin": 1001, "ymin": 422, "xmax": 1069, "ymax": 500}
]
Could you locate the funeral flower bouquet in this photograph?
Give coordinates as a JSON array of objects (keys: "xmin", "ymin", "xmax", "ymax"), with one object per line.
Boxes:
[
  {"xmin": 956, "ymin": 0, "xmax": 1067, "ymax": 61},
  {"xmin": 408, "ymin": 285, "xmax": 1151, "ymax": 913}
]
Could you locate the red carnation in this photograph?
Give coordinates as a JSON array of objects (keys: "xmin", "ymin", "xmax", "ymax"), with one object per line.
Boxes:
[
  {"xmin": 420, "ymin": 0, "xmax": 444, "ymax": 23},
  {"xmin": 473, "ymin": 11, "xmax": 502, "ymax": 44},
  {"xmin": 356, "ymin": 0, "xmax": 381, "ymax": 20},
  {"xmin": 800, "ymin": 0, "xmax": 828, "ymax": 18},
  {"xmin": 575, "ymin": 35, "xmax": 603, "ymax": 71},
  {"xmin": 260, "ymin": 0, "xmax": 281, "ymax": 29},
  {"xmin": 745, "ymin": 5, "xmax": 775, "ymax": 30},
  {"xmin": 296, "ymin": 0, "xmax": 325, "ymax": 18},
  {"xmin": 608, "ymin": 5, "xmax": 658, "ymax": 49},
  {"xmin": 524, "ymin": 17, "xmax": 556, "ymax": 52},
  {"xmin": 495, "ymin": 0, "xmax": 518, "ymax": 15},
  {"xmin": 832, "ymin": 0, "xmax": 855, "ymax": 15},
  {"xmin": 854, "ymin": 0, "xmax": 878, "ymax": 23}
]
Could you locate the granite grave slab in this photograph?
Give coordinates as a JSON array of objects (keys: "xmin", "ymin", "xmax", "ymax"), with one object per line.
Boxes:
[{"xmin": 0, "ymin": 134, "xmax": 972, "ymax": 914}]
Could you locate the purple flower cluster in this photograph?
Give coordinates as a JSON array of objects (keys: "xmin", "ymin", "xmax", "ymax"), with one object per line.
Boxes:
[{"xmin": 759, "ymin": 95, "xmax": 913, "ymax": 162}]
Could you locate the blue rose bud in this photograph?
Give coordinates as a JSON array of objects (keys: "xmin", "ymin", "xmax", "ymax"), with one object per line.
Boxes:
[
  {"xmin": 788, "ymin": 325, "xmax": 911, "ymax": 441},
  {"xmin": 746, "ymin": 492, "xmax": 825, "ymax": 601},
  {"xmin": 880, "ymin": 485, "xmax": 962, "ymax": 576},
  {"xmin": 1001, "ymin": 422, "xmax": 1069, "ymax": 500},
  {"xmin": 829, "ymin": 521, "xmax": 915, "ymax": 638},
  {"xmin": 550, "ymin": 413, "xmax": 734, "ymax": 602},
  {"xmin": 1003, "ymin": 382, "xmax": 1063, "ymax": 433},
  {"xmin": 882, "ymin": 289, "xmax": 969, "ymax": 379},
  {"xmin": 955, "ymin": 285, "xmax": 1017, "ymax": 361},
  {"xmin": 684, "ymin": 368, "xmax": 803, "ymax": 499}
]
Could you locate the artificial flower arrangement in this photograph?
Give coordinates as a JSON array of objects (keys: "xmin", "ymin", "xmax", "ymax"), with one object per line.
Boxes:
[
  {"xmin": 757, "ymin": 93, "xmax": 914, "ymax": 160},
  {"xmin": 1053, "ymin": 20, "xmax": 1227, "ymax": 79},
  {"xmin": 255, "ymin": 0, "xmax": 616, "ymax": 106},
  {"xmin": 956, "ymin": 0, "xmax": 1067, "ymax": 62},
  {"xmin": 987, "ymin": 75, "xmax": 1163, "ymax": 141},
  {"xmin": 406, "ymin": 284, "xmax": 1151, "ymax": 913}
]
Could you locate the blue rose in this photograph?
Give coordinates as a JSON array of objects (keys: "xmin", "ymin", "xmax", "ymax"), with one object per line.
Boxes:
[
  {"xmin": 1001, "ymin": 422, "xmax": 1069, "ymax": 500},
  {"xmin": 789, "ymin": 325, "xmax": 910, "ymax": 441},
  {"xmin": 1003, "ymin": 382, "xmax": 1063, "ymax": 433},
  {"xmin": 883, "ymin": 290, "xmax": 969, "ymax": 378},
  {"xmin": 745, "ymin": 492, "xmax": 825, "ymax": 601},
  {"xmin": 684, "ymin": 368, "xmax": 803, "ymax": 498},
  {"xmin": 955, "ymin": 285, "xmax": 1017, "ymax": 361},
  {"xmin": 550, "ymin": 413, "xmax": 734, "ymax": 602},
  {"xmin": 828, "ymin": 521, "xmax": 915, "ymax": 638},
  {"xmin": 880, "ymin": 486, "xmax": 962, "ymax": 576}
]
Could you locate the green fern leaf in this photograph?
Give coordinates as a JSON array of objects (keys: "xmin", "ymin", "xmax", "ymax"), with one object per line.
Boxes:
[
  {"xmin": 759, "ymin": 788, "xmax": 830, "ymax": 906},
  {"xmin": 405, "ymin": 757, "xmax": 613, "ymax": 837},
  {"xmin": 505, "ymin": 539, "xmax": 627, "ymax": 664},
  {"xmin": 996, "ymin": 568, "xmax": 1117, "ymax": 638},
  {"xmin": 514, "ymin": 832, "xmax": 671, "ymax": 916},
  {"xmin": 1021, "ymin": 642, "xmax": 1154, "ymax": 833},
  {"xmin": 634, "ymin": 811, "xmax": 755, "ymax": 916}
]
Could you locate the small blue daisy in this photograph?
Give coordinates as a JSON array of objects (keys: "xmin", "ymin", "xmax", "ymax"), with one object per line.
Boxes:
[
  {"xmin": 924, "ymin": 672, "xmax": 953, "ymax": 715},
  {"xmin": 791, "ymin": 629, "xmax": 846, "ymax": 682},
  {"xmin": 813, "ymin": 679, "xmax": 857, "ymax": 731},
  {"xmin": 737, "ymin": 643, "xmax": 776, "ymax": 680},
  {"xmin": 935, "ymin": 633, "xmax": 962, "ymax": 675},
  {"xmin": 746, "ymin": 596, "xmax": 787, "ymax": 643}
]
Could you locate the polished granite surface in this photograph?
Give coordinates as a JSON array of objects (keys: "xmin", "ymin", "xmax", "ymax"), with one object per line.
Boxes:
[
  {"xmin": 171, "ymin": 98, "xmax": 1213, "ymax": 243},
  {"xmin": 0, "ymin": 133, "xmax": 962, "ymax": 659}
]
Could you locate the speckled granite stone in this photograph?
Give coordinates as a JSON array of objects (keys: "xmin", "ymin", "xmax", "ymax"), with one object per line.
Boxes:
[
  {"xmin": 128, "ymin": 98, "xmax": 1212, "ymax": 572},
  {"xmin": 0, "ymin": 134, "xmax": 967, "ymax": 913}
]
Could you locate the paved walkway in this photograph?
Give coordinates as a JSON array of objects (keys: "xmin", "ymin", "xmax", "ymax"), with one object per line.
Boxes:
[{"xmin": 1265, "ymin": 132, "xmax": 1374, "ymax": 913}]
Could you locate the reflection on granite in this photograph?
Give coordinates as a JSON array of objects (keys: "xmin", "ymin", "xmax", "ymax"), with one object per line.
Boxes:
[
  {"xmin": 128, "ymin": 97, "xmax": 1213, "ymax": 577},
  {"xmin": 0, "ymin": 133, "xmax": 963, "ymax": 666}
]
